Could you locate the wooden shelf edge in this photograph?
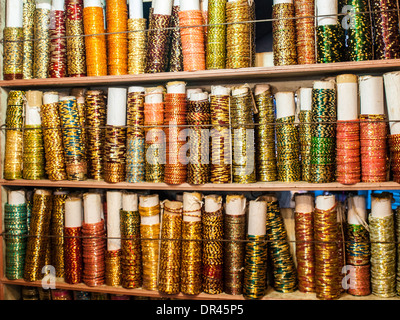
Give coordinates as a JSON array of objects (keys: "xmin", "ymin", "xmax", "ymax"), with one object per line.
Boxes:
[
  {"xmin": 1, "ymin": 179, "xmax": 400, "ymax": 191},
  {"xmin": 1, "ymin": 278, "xmax": 397, "ymax": 301},
  {"xmin": 1, "ymin": 59, "xmax": 400, "ymax": 88}
]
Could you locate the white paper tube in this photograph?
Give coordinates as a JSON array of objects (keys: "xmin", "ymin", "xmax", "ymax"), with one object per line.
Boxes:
[
  {"xmin": 211, "ymin": 85, "xmax": 231, "ymax": 96},
  {"xmin": 107, "ymin": 88, "xmax": 127, "ymax": 126},
  {"xmin": 232, "ymin": 86, "xmax": 249, "ymax": 97},
  {"xmin": 65, "ymin": 196, "xmax": 83, "ymax": 228},
  {"xmin": 254, "ymin": 84, "xmax": 270, "ymax": 96},
  {"xmin": 122, "ymin": 192, "xmax": 138, "ymax": 212},
  {"xmin": 107, "ymin": 191, "xmax": 122, "ymax": 250},
  {"xmin": 43, "ymin": 92, "xmax": 59, "ymax": 105},
  {"xmin": 273, "ymin": 0, "xmax": 293, "ymax": 5},
  {"xmin": 347, "ymin": 195, "xmax": 367, "ymax": 225},
  {"xmin": 6, "ymin": 0, "xmax": 24, "ymax": 28},
  {"xmin": 183, "ymin": 192, "xmax": 202, "ymax": 222},
  {"xmin": 226, "ymin": 194, "xmax": 246, "ymax": 216},
  {"xmin": 186, "ymin": 88, "xmax": 203, "ymax": 99},
  {"xmin": 140, "ymin": 194, "xmax": 160, "ymax": 225},
  {"xmin": 248, "ymin": 200, "xmax": 267, "ymax": 236},
  {"xmin": 201, "ymin": 0, "xmax": 208, "ymax": 11},
  {"xmin": 190, "ymin": 92, "xmax": 209, "ymax": 101},
  {"xmin": 128, "ymin": 86, "xmax": 145, "ymax": 94},
  {"xmin": 316, "ymin": 0, "xmax": 338, "ymax": 26},
  {"xmin": 84, "ymin": 0, "xmax": 102, "ymax": 7},
  {"xmin": 164, "ymin": 200, "xmax": 183, "ymax": 214},
  {"xmin": 371, "ymin": 194, "xmax": 393, "ymax": 218},
  {"xmin": 298, "ymin": 88, "xmax": 312, "ymax": 112},
  {"xmin": 129, "ymin": 0, "xmax": 144, "ymax": 19},
  {"xmin": 8, "ymin": 190, "xmax": 26, "ymax": 205},
  {"xmin": 52, "ymin": 0, "xmax": 65, "ymax": 11},
  {"xmin": 359, "ymin": 75, "xmax": 384, "ymax": 115},
  {"xmin": 315, "ymin": 194, "xmax": 336, "ymax": 211},
  {"xmin": 166, "ymin": 81, "xmax": 186, "ymax": 94},
  {"xmin": 383, "ymin": 72, "xmax": 400, "ymax": 135},
  {"xmin": 180, "ymin": 0, "xmax": 200, "ymax": 11},
  {"xmin": 26, "ymin": 91, "xmax": 43, "ymax": 126},
  {"xmin": 313, "ymin": 79, "xmax": 335, "ymax": 91},
  {"xmin": 204, "ymin": 194, "xmax": 222, "ymax": 213},
  {"xmin": 145, "ymin": 87, "xmax": 164, "ymax": 104},
  {"xmin": 83, "ymin": 193, "xmax": 102, "ymax": 224},
  {"xmin": 36, "ymin": 1, "xmax": 52, "ymax": 10},
  {"xmin": 337, "ymin": 74, "xmax": 358, "ymax": 121},
  {"xmin": 255, "ymin": 52, "xmax": 274, "ymax": 67},
  {"xmin": 174, "ymin": 0, "xmax": 180, "ymax": 6},
  {"xmin": 294, "ymin": 193, "xmax": 314, "ymax": 213},
  {"xmin": 154, "ymin": 0, "xmax": 172, "ymax": 15},
  {"xmin": 275, "ymin": 92, "xmax": 295, "ymax": 119}
]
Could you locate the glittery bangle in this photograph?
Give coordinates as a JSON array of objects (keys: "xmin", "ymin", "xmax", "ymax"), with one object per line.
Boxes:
[
  {"xmin": 272, "ymin": 2, "xmax": 297, "ymax": 66},
  {"xmin": 206, "ymin": 0, "xmax": 227, "ymax": 70},
  {"xmin": 104, "ymin": 126, "xmax": 127, "ymax": 183},
  {"xmin": 226, "ymin": 0, "xmax": 252, "ymax": 69},
  {"xmin": 158, "ymin": 204, "xmax": 183, "ymax": 295},
  {"xmin": 105, "ymin": 249, "xmax": 122, "ymax": 287},
  {"xmin": 23, "ymin": 0, "xmax": 35, "ymax": 79},
  {"xmin": 24, "ymin": 192, "xmax": 53, "ymax": 282},
  {"xmin": 168, "ymin": 5, "xmax": 183, "ymax": 72},
  {"xmin": 66, "ymin": 0, "xmax": 87, "ymax": 77},
  {"xmin": 120, "ymin": 209, "xmax": 142, "ymax": 289},
  {"xmin": 203, "ymin": 207, "xmax": 224, "ymax": 294},
  {"xmin": 128, "ymin": 18, "xmax": 147, "ymax": 74},
  {"xmin": 243, "ymin": 234, "xmax": 268, "ymax": 299},
  {"xmin": 317, "ymin": 24, "xmax": 343, "ymax": 63},
  {"xmin": 371, "ymin": 0, "xmax": 400, "ymax": 60},
  {"xmin": 3, "ymin": 27, "xmax": 24, "ymax": 80},
  {"xmin": 266, "ymin": 199, "xmax": 297, "ymax": 293},
  {"xmin": 51, "ymin": 192, "xmax": 67, "ymax": 278},
  {"xmin": 294, "ymin": 0, "xmax": 315, "ymax": 64},
  {"xmin": 23, "ymin": 125, "xmax": 46, "ymax": 180},
  {"xmin": 49, "ymin": 10, "xmax": 67, "ymax": 78},
  {"xmin": 33, "ymin": 7, "xmax": 51, "ymax": 79}
]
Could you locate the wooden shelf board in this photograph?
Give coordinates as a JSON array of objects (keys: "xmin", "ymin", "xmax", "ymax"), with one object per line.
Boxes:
[
  {"xmin": 1, "ymin": 179, "xmax": 400, "ymax": 191},
  {"xmin": 1, "ymin": 59, "xmax": 400, "ymax": 88},
  {"xmin": 1, "ymin": 278, "xmax": 397, "ymax": 300}
]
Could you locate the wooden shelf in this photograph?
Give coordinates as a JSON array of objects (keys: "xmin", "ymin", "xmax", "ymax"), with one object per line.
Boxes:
[
  {"xmin": 1, "ymin": 179, "xmax": 400, "ymax": 191},
  {"xmin": 1, "ymin": 59, "xmax": 400, "ymax": 89},
  {"xmin": 2, "ymin": 278, "xmax": 397, "ymax": 300}
]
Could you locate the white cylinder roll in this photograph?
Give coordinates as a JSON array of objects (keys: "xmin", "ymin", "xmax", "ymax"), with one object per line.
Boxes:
[
  {"xmin": 122, "ymin": 192, "xmax": 138, "ymax": 212},
  {"xmin": 226, "ymin": 194, "xmax": 246, "ymax": 216},
  {"xmin": 298, "ymin": 88, "xmax": 312, "ymax": 112},
  {"xmin": 316, "ymin": 0, "xmax": 338, "ymax": 26},
  {"xmin": 83, "ymin": 193, "xmax": 102, "ymax": 224},
  {"xmin": 275, "ymin": 92, "xmax": 295, "ymax": 119},
  {"xmin": 52, "ymin": 0, "xmax": 65, "ymax": 11},
  {"xmin": 180, "ymin": 0, "xmax": 200, "ymax": 11},
  {"xmin": 129, "ymin": 0, "xmax": 144, "ymax": 19},
  {"xmin": 248, "ymin": 200, "xmax": 267, "ymax": 236},
  {"xmin": 183, "ymin": 192, "xmax": 202, "ymax": 222},
  {"xmin": 154, "ymin": 0, "xmax": 173, "ymax": 15},
  {"xmin": 383, "ymin": 72, "xmax": 400, "ymax": 135},
  {"xmin": 128, "ymin": 86, "xmax": 146, "ymax": 94},
  {"xmin": 43, "ymin": 92, "xmax": 59, "ymax": 105},
  {"xmin": 337, "ymin": 74, "xmax": 358, "ymax": 121},
  {"xmin": 347, "ymin": 195, "xmax": 367, "ymax": 225},
  {"xmin": 106, "ymin": 191, "xmax": 123, "ymax": 251},
  {"xmin": 65, "ymin": 196, "xmax": 83, "ymax": 228},
  {"xmin": 186, "ymin": 88, "xmax": 203, "ymax": 100},
  {"xmin": 211, "ymin": 85, "xmax": 231, "ymax": 96},
  {"xmin": 190, "ymin": 92, "xmax": 209, "ymax": 101},
  {"xmin": 145, "ymin": 87, "xmax": 164, "ymax": 104},
  {"xmin": 294, "ymin": 193, "xmax": 314, "ymax": 213},
  {"xmin": 8, "ymin": 190, "xmax": 26, "ymax": 205},
  {"xmin": 371, "ymin": 194, "xmax": 393, "ymax": 218},
  {"xmin": 204, "ymin": 194, "xmax": 222, "ymax": 213},
  {"xmin": 26, "ymin": 91, "xmax": 43, "ymax": 126},
  {"xmin": 359, "ymin": 76, "xmax": 384, "ymax": 115},
  {"xmin": 107, "ymin": 88, "xmax": 127, "ymax": 126},
  {"xmin": 6, "ymin": 0, "xmax": 24, "ymax": 28},
  {"xmin": 166, "ymin": 81, "xmax": 186, "ymax": 94},
  {"xmin": 83, "ymin": 0, "xmax": 102, "ymax": 7},
  {"xmin": 273, "ymin": 0, "xmax": 293, "ymax": 5},
  {"xmin": 140, "ymin": 194, "xmax": 160, "ymax": 226},
  {"xmin": 315, "ymin": 194, "xmax": 336, "ymax": 211},
  {"xmin": 254, "ymin": 84, "xmax": 270, "ymax": 96}
]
